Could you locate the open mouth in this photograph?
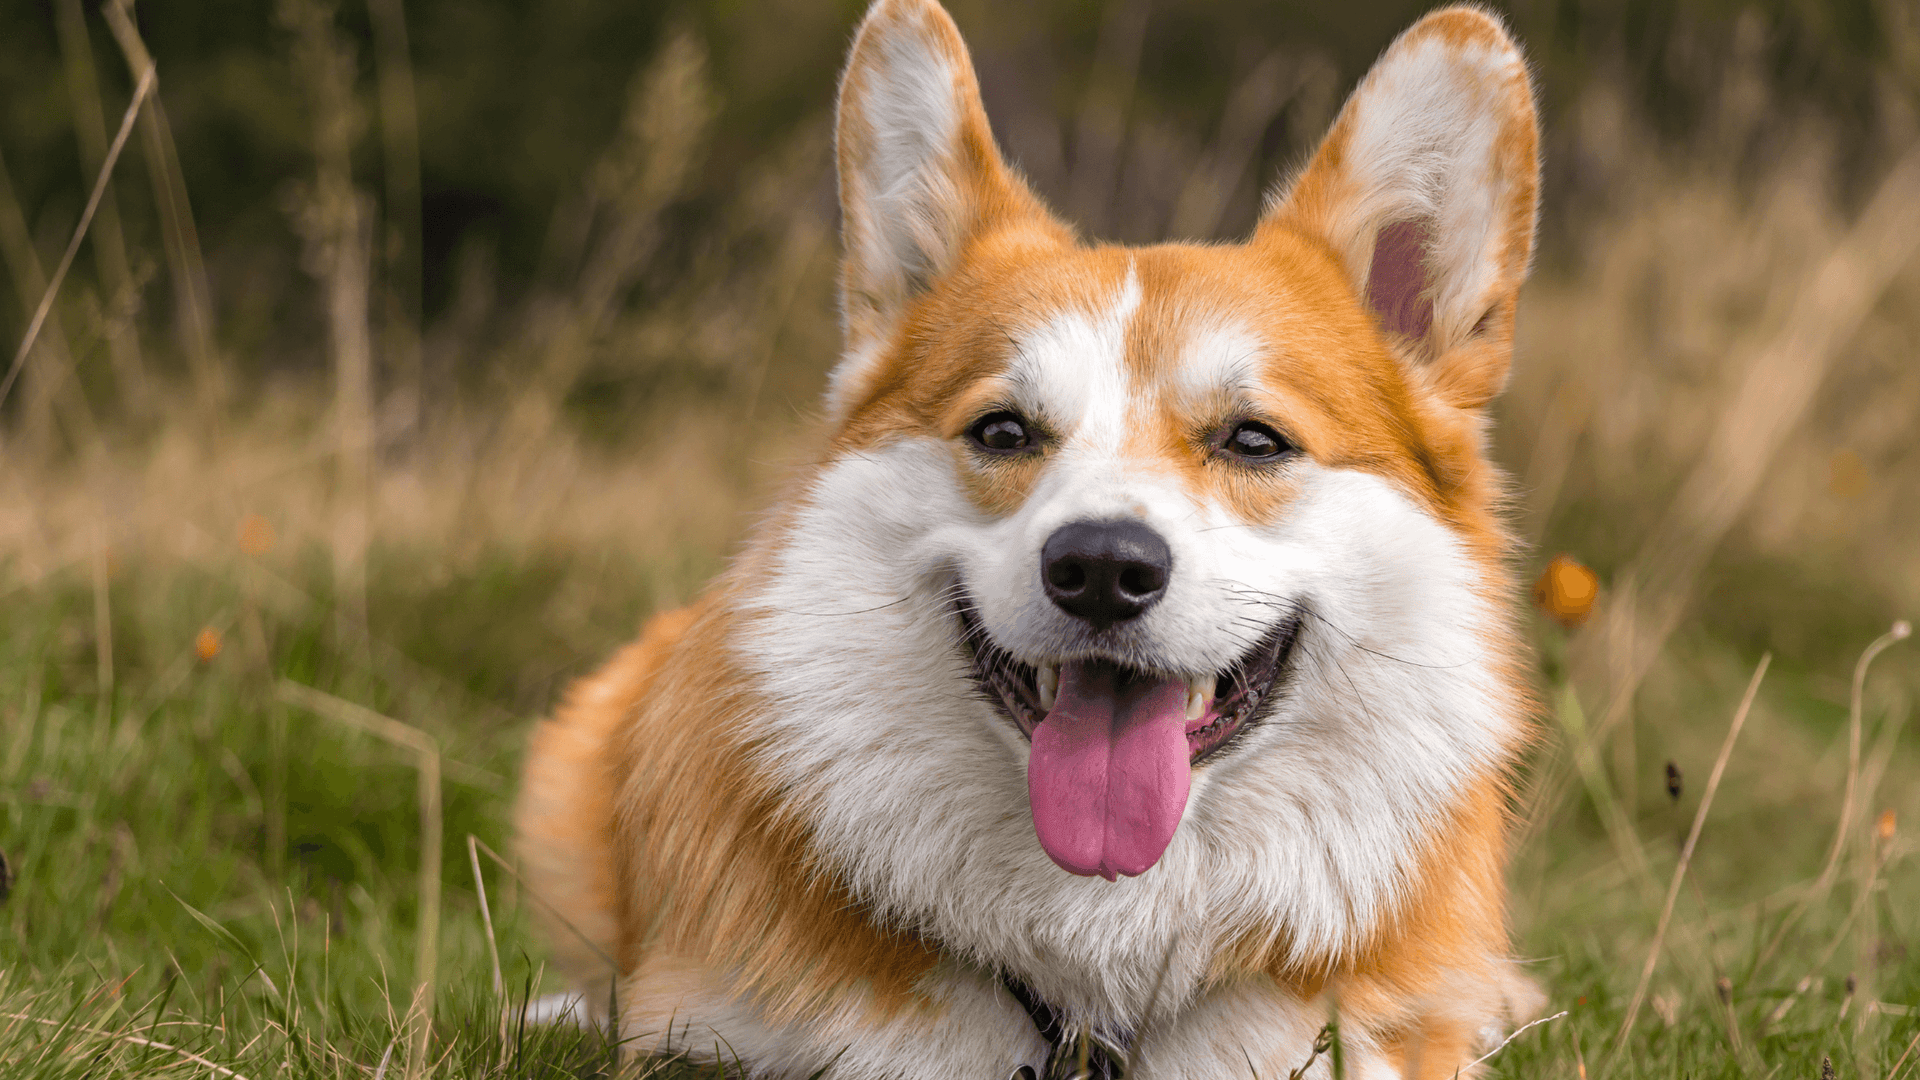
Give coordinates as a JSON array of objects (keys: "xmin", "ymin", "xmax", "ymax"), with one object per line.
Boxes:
[
  {"xmin": 956, "ymin": 593, "xmax": 1303, "ymax": 880},
  {"xmin": 956, "ymin": 596, "xmax": 1302, "ymax": 766}
]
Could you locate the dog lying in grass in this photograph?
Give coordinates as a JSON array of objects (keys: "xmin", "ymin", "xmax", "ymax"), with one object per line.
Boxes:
[{"xmin": 518, "ymin": 1, "xmax": 1547, "ymax": 1075}]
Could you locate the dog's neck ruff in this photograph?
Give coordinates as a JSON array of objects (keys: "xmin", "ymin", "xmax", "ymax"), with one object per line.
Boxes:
[{"xmin": 734, "ymin": 441, "xmax": 1523, "ymax": 1024}]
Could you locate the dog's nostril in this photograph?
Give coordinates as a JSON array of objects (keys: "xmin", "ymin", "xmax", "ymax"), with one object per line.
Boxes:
[
  {"xmin": 1048, "ymin": 562, "xmax": 1087, "ymax": 593},
  {"xmin": 1039, "ymin": 519, "xmax": 1173, "ymax": 630},
  {"xmin": 1117, "ymin": 565, "xmax": 1163, "ymax": 598}
]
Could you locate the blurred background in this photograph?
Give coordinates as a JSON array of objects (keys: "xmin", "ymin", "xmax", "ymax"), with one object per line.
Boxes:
[{"xmin": 0, "ymin": 0, "xmax": 1916, "ymax": 1075}]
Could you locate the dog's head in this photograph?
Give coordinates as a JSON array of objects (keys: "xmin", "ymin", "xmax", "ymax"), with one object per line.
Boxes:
[{"xmin": 742, "ymin": 0, "xmax": 1537, "ymax": 971}]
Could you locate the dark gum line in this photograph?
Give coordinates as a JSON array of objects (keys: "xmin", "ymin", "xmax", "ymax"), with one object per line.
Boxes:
[{"xmin": 961, "ymin": 599, "xmax": 1302, "ymax": 766}]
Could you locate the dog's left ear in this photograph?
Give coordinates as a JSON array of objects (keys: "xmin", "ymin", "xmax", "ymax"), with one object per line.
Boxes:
[
  {"xmin": 1259, "ymin": 6, "xmax": 1539, "ymax": 410},
  {"xmin": 830, "ymin": 0, "xmax": 1068, "ymax": 418}
]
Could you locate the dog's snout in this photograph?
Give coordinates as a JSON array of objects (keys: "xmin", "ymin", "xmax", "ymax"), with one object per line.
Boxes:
[{"xmin": 1040, "ymin": 519, "xmax": 1172, "ymax": 630}]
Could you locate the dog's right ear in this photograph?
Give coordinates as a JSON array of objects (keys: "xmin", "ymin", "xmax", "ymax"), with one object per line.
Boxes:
[{"xmin": 830, "ymin": 0, "xmax": 1067, "ymax": 419}]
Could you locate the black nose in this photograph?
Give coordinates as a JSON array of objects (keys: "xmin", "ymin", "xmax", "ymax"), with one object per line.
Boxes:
[{"xmin": 1040, "ymin": 519, "xmax": 1172, "ymax": 630}]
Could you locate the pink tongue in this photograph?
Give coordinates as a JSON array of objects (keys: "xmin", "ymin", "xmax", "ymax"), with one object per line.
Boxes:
[{"xmin": 1028, "ymin": 660, "xmax": 1191, "ymax": 880}]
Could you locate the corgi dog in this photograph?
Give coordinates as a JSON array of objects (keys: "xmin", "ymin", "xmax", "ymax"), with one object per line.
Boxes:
[{"xmin": 515, "ymin": 1, "xmax": 1546, "ymax": 1076}]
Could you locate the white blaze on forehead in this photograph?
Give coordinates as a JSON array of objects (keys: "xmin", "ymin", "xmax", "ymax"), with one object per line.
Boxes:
[
  {"xmin": 1008, "ymin": 273, "xmax": 1273, "ymax": 449},
  {"xmin": 1006, "ymin": 265, "xmax": 1140, "ymax": 454}
]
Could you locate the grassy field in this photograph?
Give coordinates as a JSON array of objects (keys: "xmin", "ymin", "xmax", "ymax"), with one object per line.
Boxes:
[
  {"xmin": 4, "ymin": 0, "xmax": 1920, "ymax": 1076},
  {"xmin": 0, "ymin": 488, "xmax": 1913, "ymax": 1079}
]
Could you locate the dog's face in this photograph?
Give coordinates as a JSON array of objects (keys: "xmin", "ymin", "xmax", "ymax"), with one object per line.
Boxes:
[
  {"xmin": 739, "ymin": 0, "xmax": 1537, "ymax": 1006},
  {"xmin": 839, "ymin": 241, "xmax": 1494, "ymax": 882}
]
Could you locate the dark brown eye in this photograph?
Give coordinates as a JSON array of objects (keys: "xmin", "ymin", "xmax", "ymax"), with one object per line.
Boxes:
[
  {"xmin": 1220, "ymin": 420, "xmax": 1292, "ymax": 461},
  {"xmin": 968, "ymin": 411, "xmax": 1034, "ymax": 453}
]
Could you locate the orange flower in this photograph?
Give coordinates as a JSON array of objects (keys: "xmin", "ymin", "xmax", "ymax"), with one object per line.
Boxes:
[
  {"xmin": 238, "ymin": 514, "xmax": 276, "ymax": 556},
  {"xmin": 1879, "ymin": 809, "xmax": 1897, "ymax": 843},
  {"xmin": 194, "ymin": 627, "xmax": 222, "ymax": 662},
  {"xmin": 1827, "ymin": 449, "xmax": 1867, "ymax": 498},
  {"xmin": 1533, "ymin": 554, "xmax": 1598, "ymax": 628}
]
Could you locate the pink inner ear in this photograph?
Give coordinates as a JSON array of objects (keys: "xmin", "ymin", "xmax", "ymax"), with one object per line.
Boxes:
[{"xmin": 1365, "ymin": 219, "xmax": 1434, "ymax": 342}]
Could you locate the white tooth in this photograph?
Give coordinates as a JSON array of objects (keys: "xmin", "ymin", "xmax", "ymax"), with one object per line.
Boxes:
[
  {"xmin": 1036, "ymin": 665, "xmax": 1059, "ymax": 712},
  {"xmin": 1185, "ymin": 677, "xmax": 1212, "ymax": 722}
]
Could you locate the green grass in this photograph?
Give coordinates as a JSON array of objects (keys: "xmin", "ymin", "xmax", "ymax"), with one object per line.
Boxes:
[
  {"xmin": 0, "ymin": 543, "xmax": 678, "ymax": 1078},
  {"xmin": 0, "ymin": 542, "xmax": 1914, "ymax": 1078}
]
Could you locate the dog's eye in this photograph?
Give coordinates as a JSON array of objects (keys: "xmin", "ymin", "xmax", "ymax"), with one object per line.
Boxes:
[
  {"xmin": 968, "ymin": 411, "xmax": 1034, "ymax": 453},
  {"xmin": 1219, "ymin": 421, "xmax": 1293, "ymax": 461}
]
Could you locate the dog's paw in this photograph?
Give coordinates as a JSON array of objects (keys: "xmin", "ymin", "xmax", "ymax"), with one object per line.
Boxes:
[
  {"xmin": 1497, "ymin": 964, "xmax": 1548, "ymax": 1026},
  {"xmin": 1471, "ymin": 962, "xmax": 1550, "ymax": 1056},
  {"xmin": 518, "ymin": 991, "xmax": 607, "ymax": 1029}
]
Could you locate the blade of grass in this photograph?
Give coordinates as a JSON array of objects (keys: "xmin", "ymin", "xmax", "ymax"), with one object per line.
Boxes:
[
  {"xmin": 165, "ymin": 886, "xmax": 263, "ymax": 969},
  {"xmin": 1555, "ymin": 684, "xmax": 1655, "ymax": 893},
  {"xmin": 467, "ymin": 832, "xmax": 511, "ymax": 1052},
  {"xmin": 53, "ymin": 0, "xmax": 146, "ymax": 401},
  {"xmin": 1, "ymin": 1010, "xmax": 254, "ymax": 1080},
  {"xmin": 1453, "ymin": 1011, "xmax": 1568, "ymax": 1078},
  {"xmin": 1889, "ymin": 1026, "xmax": 1920, "ymax": 1080},
  {"xmin": 1612, "ymin": 652, "xmax": 1769, "ymax": 1053},
  {"xmin": 467, "ymin": 835, "xmax": 620, "ymax": 987},
  {"xmin": 0, "ymin": 124, "xmax": 103, "ymax": 458},
  {"xmin": 1756, "ymin": 620, "xmax": 1911, "ymax": 975},
  {"xmin": 1763, "ymin": 799, "xmax": 1903, "ymax": 1033},
  {"xmin": 1285, "ymin": 1024, "xmax": 1333, "ymax": 1080},
  {"xmin": 275, "ymin": 679, "xmax": 439, "ymax": 1079},
  {"xmin": 0, "ymin": 63, "xmax": 153, "ymax": 413},
  {"xmin": 101, "ymin": 0, "xmax": 223, "ymax": 411},
  {"xmin": 467, "ymin": 835, "xmax": 504, "ymax": 999}
]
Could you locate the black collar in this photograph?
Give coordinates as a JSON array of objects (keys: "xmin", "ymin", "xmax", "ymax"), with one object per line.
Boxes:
[{"xmin": 1001, "ymin": 973, "xmax": 1131, "ymax": 1080}]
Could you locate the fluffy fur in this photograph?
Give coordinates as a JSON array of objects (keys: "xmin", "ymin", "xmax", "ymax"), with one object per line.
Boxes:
[{"xmin": 515, "ymin": 3, "xmax": 1547, "ymax": 1077}]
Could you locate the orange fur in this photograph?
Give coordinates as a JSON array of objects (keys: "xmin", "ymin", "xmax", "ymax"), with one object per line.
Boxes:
[
  {"xmin": 514, "ymin": 603, "xmax": 700, "ymax": 1000},
  {"xmin": 613, "ymin": 596, "xmax": 942, "ymax": 1024},
  {"xmin": 519, "ymin": 594, "xmax": 945, "ymax": 1034}
]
